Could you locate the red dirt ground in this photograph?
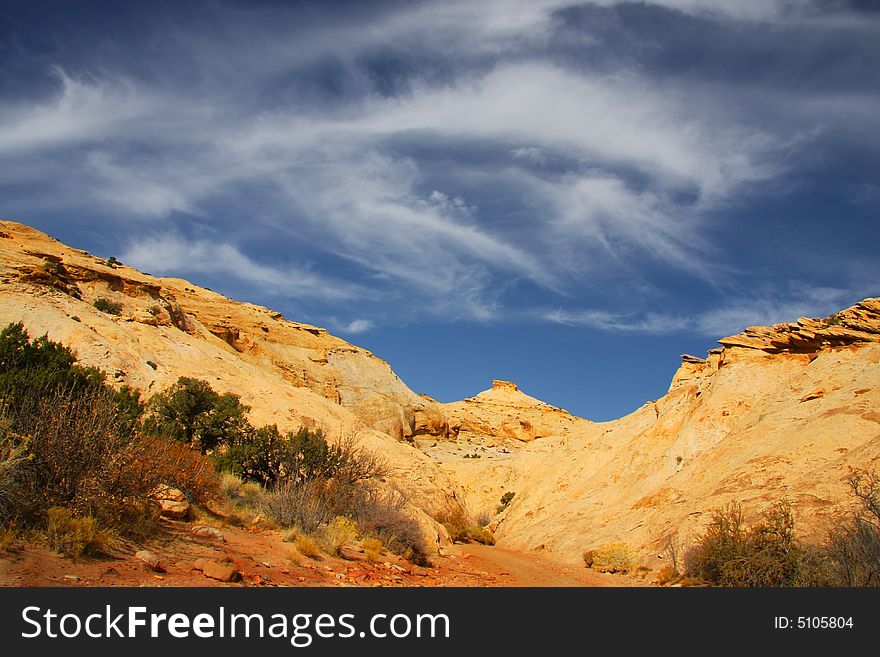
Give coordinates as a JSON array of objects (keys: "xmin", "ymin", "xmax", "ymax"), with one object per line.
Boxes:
[{"xmin": 0, "ymin": 517, "xmax": 649, "ymax": 588}]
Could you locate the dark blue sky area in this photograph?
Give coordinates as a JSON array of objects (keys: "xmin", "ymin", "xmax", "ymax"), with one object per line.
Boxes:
[{"xmin": 2, "ymin": 1, "xmax": 878, "ymax": 420}]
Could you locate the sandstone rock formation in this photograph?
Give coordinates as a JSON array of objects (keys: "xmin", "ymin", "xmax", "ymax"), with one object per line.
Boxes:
[
  {"xmin": 429, "ymin": 300, "xmax": 880, "ymax": 567},
  {"xmin": 0, "ymin": 220, "xmax": 466, "ymax": 548},
  {"xmin": 3, "ymin": 220, "xmax": 878, "ymax": 571},
  {"xmin": 444, "ymin": 379, "xmax": 590, "ymax": 443}
]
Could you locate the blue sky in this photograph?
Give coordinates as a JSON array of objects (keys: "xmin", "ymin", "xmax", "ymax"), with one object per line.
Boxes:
[{"xmin": 2, "ymin": 0, "xmax": 878, "ymax": 420}]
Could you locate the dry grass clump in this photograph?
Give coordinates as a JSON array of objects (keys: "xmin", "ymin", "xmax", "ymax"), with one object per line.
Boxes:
[
  {"xmin": 655, "ymin": 565, "xmax": 681, "ymax": 585},
  {"xmin": 0, "ymin": 524, "xmax": 16, "ymax": 552},
  {"xmin": 294, "ymin": 534, "xmax": 322, "ymax": 559},
  {"xmin": 217, "ymin": 473, "xmax": 268, "ymax": 526},
  {"xmin": 282, "ymin": 544, "xmax": 304, "ymax": 566},
  {"xmin": 436, "ymin": 507, "xmax": 496, "ymax": 546},
  {"xmin": 589, "ymin": 542, "xmax": 634, "ymax": 574},
  {"xmin": 321, "ymin": 516, "xmax": 358, "ymax": 555},
  {"xmin": 361, "ymin": 538, "xmax": 384, "ymax": 561},
  {"xmin": 46, "ymin": 507, "xmax": 117, "ymax": 558},
  {"xmin": 263, "ymin": 479, "xmax": 333, "ymax": 533}
]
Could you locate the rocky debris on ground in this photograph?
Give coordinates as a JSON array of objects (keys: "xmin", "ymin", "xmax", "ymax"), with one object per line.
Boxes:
[
  {"xmin": 153, "ymin": 485, "xmax": 191, "ymax": 520},
  {"xmin": 194, "ymin": 559, "xmax": 241, "ymax": 583},
  {"xmin": 135, "ymin": 550, "xmax": 166, "ymax": 573},
  {"xmin": 338, "ymin": 546, "xmax": 368, "ymax": 561},
  {"xmin": 190, "ymin": 525, "xmax": 225, "ymax": 541}
]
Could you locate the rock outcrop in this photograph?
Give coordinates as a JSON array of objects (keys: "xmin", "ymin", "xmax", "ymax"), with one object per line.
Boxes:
[
  {"xmin": 717, "ymin": 300, "xmax": 880, "ymax": 353},
  {"xmin": 442, "ymin": 379, "xmax": 589, "ymax": 443},
  {"xmin": 3, "ymin": 220, "xmax": 878, "ymax": 570},
  {"xmin": 433, "ymin": 300, "xmax": 880, "ymax": 567},
  {"xmin": 0, "ymin": 220, "xmax": 467, "ymax": 548}
]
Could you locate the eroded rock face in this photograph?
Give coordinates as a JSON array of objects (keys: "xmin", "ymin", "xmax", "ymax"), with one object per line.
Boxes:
[
  {"xmin": 0, "ymin": 221, "xmax": 427, "ymax": 437},
  {"xmin": 442, "ymin": 379, "xmax": 590, "ymax": 443},
  {"xmin": 717, "ymin": 300, "xmax": 880, "ymax": 353},
  {"xmin": 0, "ymin": 220, "xmax": 466, "ymax": 550},
  {"xmin": 4, "ymin": 220, "xmax": 879, "ymax": 569},
  {"xmin": 438, "ymin": 300, "xmax": 880, "ymax": 567}
]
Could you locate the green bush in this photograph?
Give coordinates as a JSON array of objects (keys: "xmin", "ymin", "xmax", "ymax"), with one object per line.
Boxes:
[
  {"xmin": 496, "ymin": 491, "xmax": 515, "ymax": 513},
  {"xmin": 93, "ymin": 297, "xmax": 122, "ymax": 315},
  {"xmin": 0, "ymin": 322, "xmax": 217, "ymax": 544},
  {"xmin": 0, "ymin": 322, "xmax": 105, "ymax": 413},
  {"xmin": 144, "ymin": 377, "xmax": 250, "ymax": 452},
  {"xmin": 216, "ymin": 426, "xmax": 386, "ymax": 490}
]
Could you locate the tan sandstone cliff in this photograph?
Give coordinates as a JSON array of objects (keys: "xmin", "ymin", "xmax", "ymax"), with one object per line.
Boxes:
[
  {"xmin": 2, "ymin": 219, "xmax": 878, "ymax": 569},
  {"xmin": 0, "ymin": 220, "xmax": 466, "ymax": 549},
  {"xmin": 430, "ymin": 300, "xmax": 880, "ymax": 567}
]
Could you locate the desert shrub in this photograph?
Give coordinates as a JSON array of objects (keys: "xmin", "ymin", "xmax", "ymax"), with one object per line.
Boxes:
[
  {"xmin": 144, "ymin": 377, "xmax": 250, "ymax": 452},
  {"xmin": 0, "ymin": 322, "xmax": 106, "ymax": 413},
  {"xmin": 825, "ymin": 468, "xmax": 880, "ymax": 586},
  {"xmin": 263, "ymin": 479, "xmax": 334, "ymax": 533},
  {"xmin": 685, "ymin": 500, "xmax": 816, "ymax": 587},
  {"xmin": 234, "ymin": 425, "xmax": 427, "ymax": 563},
  {"xmin": 435, "ymin": 506, "xmax": 496, "ymax": 546},
  {"xmin": 0, "ymin": 324, "xmax": 215, "ymax": 542},
  {"xmin": 294, "ymin": 534, "xmax": 322, "ymax": 559},
  {"xmin": 0, "ymin": 324, "xmax": 152, "ymax": 531},
  {"xmin": 353, "ymin": 488, "xmax": 431, "ymax": 565},
  {"xmin": 582, "ymin": 549, "xmax": 594, "ymax": 568},
  {"xmin": 143, "ymin": 437, "xmax": 221, "ymax": 505},
  {"xmin": 497, "ymin": 491, "xmax": 515, "ymax": 514},
  {"xmin": 93, "ymin": 297, "xmax": 122, "ymax": 315},
  {"xmin": 361, "ymin": 538, "xmax": 384, "ymax": 561},
  {"xmin": 3, "ymin": 386, "xmax": 155, "ymax": 523},
  {"xmin": 475, "ymin": 509, "xmax": 492, "ymax": 526},
  {"xmin": 321, "ymin": 516, "xmax": 358, "ymax": 554},
  {"xmin": 46, "ymin": 507, "xmax": 115, "ymax": 558},
  {"xmin": 684, "ymin": 503, "xmax": 747, "ymax": 583},
  {"xmin": 590, "ymin": 542, "xmax": 634, "ymax": 573}
]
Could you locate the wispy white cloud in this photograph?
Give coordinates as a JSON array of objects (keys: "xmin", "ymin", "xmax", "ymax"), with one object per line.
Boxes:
[
  {"xmin": 0, "ymin": 68, "xmax": 160, "ymax": 153},
  {"xmin": 511, "ymin": 146, "xmax": 547, "ymax": 166},
  {"xmin": 333, "ymin": 319, "xmax": 375, "ymax": 334},
  {"xmin": 546, "ymin": 308, "xmax": 691, "ymax": 333},
  {"xmin": 120, "ymin": 234, "xmax": 359, "ymax": 301},
  {"xmin": 545, "ymin": 286, "xmax": 856, "ymax": 337},
  {"xmin": 1, "ymin": 0, "xmax": 876, "ymax": 330}
]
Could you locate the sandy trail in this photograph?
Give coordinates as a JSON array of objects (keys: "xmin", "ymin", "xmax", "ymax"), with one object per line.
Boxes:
[
  {"xmin": 1, "ymin": 520, "xmax": 650, "ymax": 587},
  {"xmin": 450, "ymin": 543, "xmax": 648, "ymax": 587}
]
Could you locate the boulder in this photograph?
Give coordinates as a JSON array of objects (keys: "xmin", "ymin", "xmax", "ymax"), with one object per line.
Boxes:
[
  {"xmin": 190, "ymin": 525, "xmax": 225, "ymax": 541},
  {"xmin": 135, "ymin": 550, "xmax": 166, "ymax": 573},
  {"xmin": 153, "ymin": 485, "xmax": 191, "ymax": 520},
  {"xmin": 201, "ymin": 560, "xmax": 241, "ymax": 583}
]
